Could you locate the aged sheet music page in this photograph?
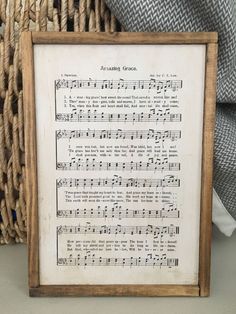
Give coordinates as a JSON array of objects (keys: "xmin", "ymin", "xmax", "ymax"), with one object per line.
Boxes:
[{"xmin": 34, "ymin": 44, "xmax": 206, "ymax": 285}]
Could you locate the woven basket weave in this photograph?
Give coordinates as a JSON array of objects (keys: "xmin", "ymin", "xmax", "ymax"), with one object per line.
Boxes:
[{"xmin": 0, "ymin": 0, "xmax": 122, "ymax": 244}]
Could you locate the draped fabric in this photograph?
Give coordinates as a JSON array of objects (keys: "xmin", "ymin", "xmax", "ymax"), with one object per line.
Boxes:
[{"xmin": 105, "ymin": 0, "xmax": 236, "ymax": 222}]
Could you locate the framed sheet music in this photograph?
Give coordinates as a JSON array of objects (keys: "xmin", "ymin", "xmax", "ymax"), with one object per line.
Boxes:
[{"xmin": 22, "ymin": 32, "xmax": 218, "ymax": 297}]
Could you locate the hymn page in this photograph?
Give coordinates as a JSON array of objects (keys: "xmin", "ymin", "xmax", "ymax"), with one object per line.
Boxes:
[{"xmin": 34, "ymin": 44, "xmax": 206, "ymax": 285}]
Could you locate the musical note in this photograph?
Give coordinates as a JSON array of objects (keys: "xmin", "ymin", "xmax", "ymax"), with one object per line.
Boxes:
[
  {"xmin": 55, "ymin": 109, "xmax": 182, "ymax": 123},
  {"xmin": 56, "ymin": 159, "xmax": 180, "ymax": 172},
  {"xmin": 57, "ymin": 203, "xmax": 180, "ymax": 219},
  {"xmin": 57, "ymin": 224, "xmax": 179, "ymax": 238},
  {"xmin": 56, "ymin": 175, "xmax": 180, "ymax": 188},
  {"xmin": 55, "ymin": 78, "xmax": 183, "ymax": 93},
  {"xmin": 56, "ymin": 129, "xmax": 181, "ymax": 143},
  {"xmin": 57, "ymin": 254, "xmax": 179, "ymax": 267}
]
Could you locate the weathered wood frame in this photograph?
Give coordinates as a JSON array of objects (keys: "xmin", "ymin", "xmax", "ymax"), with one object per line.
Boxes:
[{"xmin": 21, "ymin": 32, "xmax": 218, "ymax": 297}]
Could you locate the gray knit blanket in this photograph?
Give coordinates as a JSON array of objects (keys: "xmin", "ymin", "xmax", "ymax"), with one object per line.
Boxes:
[{"xmin": 105, "ymin": 0, "xmax": 236, "ymax": 220}]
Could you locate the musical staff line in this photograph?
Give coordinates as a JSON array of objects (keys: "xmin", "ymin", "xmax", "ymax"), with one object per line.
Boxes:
[
  {"xmin": 56, "ymin": 160, "xmax": 180, "ymax": 172},
  {"xmin": 57, "ymin": 224, "xmax": 179, "ymax": 237},
  {"xmin": 57, "ymin": 203, "xmax": 180, "ymax": 219},
  {"xmin": 56, "ymin": 129, "xmax": 181, "ymax": 143},
  {"xmin": 57, "ymin": 255, "xmax": 179, "ymax": 267},
  {"xmin": 56, "ymin": 109, "xmax": 182, "ymax": 123},
  {"xmin": 55, "ymin": 78, "xmax": 183, "ymax": 92},
  {"xmin": 56, "ymin": 175, "xmax": 180, "ymax": 188}
]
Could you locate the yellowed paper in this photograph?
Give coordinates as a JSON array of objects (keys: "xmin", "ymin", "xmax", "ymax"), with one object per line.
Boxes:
[{"xmin": 34, "ymin": 44, "xmax": 206, "ymax": 285}]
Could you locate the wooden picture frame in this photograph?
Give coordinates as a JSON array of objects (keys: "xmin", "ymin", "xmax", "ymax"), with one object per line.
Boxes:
[{"xmin": 21, "ymin": 32, "xmax": 218, "ymax": 297}]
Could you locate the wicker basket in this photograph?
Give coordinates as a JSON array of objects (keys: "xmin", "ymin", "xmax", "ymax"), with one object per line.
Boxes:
[{"xmin": 0, "ymin": 0, "xmax": 122, "ymax": 244}]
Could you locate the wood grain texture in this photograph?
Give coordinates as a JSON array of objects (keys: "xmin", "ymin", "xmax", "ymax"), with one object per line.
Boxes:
[
  {"xmin": 31, "ymin": 32, "xmax": 218, "ymax": 44},
  {"xmin": 22, "ymin": 32, "xmax": 218, "ymax": 297},
  {"xmin": 29, "ymin": 284, "xmax": 200, "ymax": 297},
  {"xmin": 21, "ymin": 32, "xmax": 39, "ymax": 288},
  {"xmin": 199, "ymin": 43, "xmax": 218, "ymax": 297}
]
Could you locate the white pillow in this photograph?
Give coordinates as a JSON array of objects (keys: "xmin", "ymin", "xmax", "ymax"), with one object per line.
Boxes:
[{"xmin": 212, "ymin": 189, "xmax": 236, "ymax": 236}]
